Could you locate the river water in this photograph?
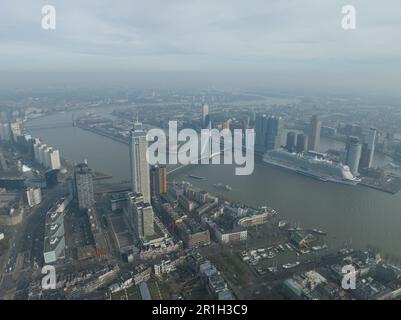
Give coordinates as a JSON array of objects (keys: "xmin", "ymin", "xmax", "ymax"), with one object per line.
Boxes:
[{"xmin": 27, "ymin": 107, "xmax": 401, "ymax": 260}]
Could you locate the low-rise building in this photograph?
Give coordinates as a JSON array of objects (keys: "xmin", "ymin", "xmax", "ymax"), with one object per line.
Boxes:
[
  {"xmin": 176, "ymin": 219, "xmax": 210, "ymax": 249},
  {"xmin": 238, "ymin": 212, "xmax": 268, "ymax": 227},
  {"xmin": 0, "ymin": 190, "xmax": 24, "ymax": 225},
  {"xmin": 283, "ymin": 271, "xmax": 327, "ymax": 300},
  {"xmin": 139, "ymin": 238, "xmax": 182, "ymax": 260},
  {"xmin": 133, "ymin": 265, "xmax": 152, "ymax": 285},
  {"xmin": 199, "ymin": 259, "xmax": 234, "ymax": 299},
  {"xmin": 203, "ymin": 216, "xmax": 247, "ymax": 244},
  {"xmin": 178, "ymin": 194, "xmax": 197, "ymax": 212},
  {"xmin": 154, "ymin": 253, "xmax": 185, "ymax": 278}
]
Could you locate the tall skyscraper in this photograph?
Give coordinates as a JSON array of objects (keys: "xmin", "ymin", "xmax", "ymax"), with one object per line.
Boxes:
[
  {"xmin": 255, "ymin": 115, "xmax": 282, "ymax": 153},
  {"xmin": 126, "ymin": 192, "xmax": 154, "ymax": 241},
  {"xmin": 255, "ymin": 115, "xmax": 268, "ymax": 153},
  {"xmin": 158, "ymin": 165, "xmax": 168, "ymax": 194},
  {"xmin": 286, "ymin": 131, "xmax": 297, "ymax": 152},
  {"xmin": 202, "ymin": 104, "xmax": 210, "ymax": 128},
  {"xmin": 346, "ymin": 136, "xmax": 362, "ymax": 176},
  {"xmin": 150, "ymin": 164, "xmax": 168, "ymax": 197},
  {"xmin": 308, "ymin": 114, "xmax": 321, "ymax": 151},
  {"xmin": 296, "ymin": 133, "xmax": 308, "ymax": 153},
  {"xmin": 359, "ymin": 128, "xmax": 377, "ymax": 170},
  {"xmin": 266, "ymin": 116, "xmax": 283, "ymax": 151},
  {"xmin": 10, "ymin": 122, "xmax": 22, "ymax": 142},
  {"xmin": 49, "ymin": 149, "xmax": 61, "ymax": 170},
  {"xmin": 38, "ymin": 144, "xmax": 47, "ymax": 166},
  {"xmin": 74, "ymin": 161, "xmax": 95, "ymax": 210},
  {"xmin": 129, "ymin": 121, "xmax": 151, "ymax": 203}
]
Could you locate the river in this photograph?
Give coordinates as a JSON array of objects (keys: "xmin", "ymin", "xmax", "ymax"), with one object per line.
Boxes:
[{"xmin": 26, "ymin": 107, "xmax": 401, "ymax": 261}]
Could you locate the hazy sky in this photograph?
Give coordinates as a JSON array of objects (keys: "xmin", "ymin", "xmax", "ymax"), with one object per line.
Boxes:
[{"xmin": 1, "ymin": 0, "xmax": 400, "ymax": 96}]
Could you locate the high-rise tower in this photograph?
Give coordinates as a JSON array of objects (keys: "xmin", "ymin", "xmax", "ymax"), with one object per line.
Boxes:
[
  {"xmin": 150, "ymin": 164, "xmax": 168, "ymax": 197},
  {"xmin": 74, "ymin": 161, "xmax": 95, "ymax": 210},
  {"xmin": 296, "ymin": 133, "xmax": 308, "ymax": 153},
  {"xmin": 359, "ymin": 128, "xmax": 377, "ymax": 170},
  {"xmin": 286, "ymin": 131, "xmax": 297, "ymax": 152},
  {"xmin": 202, "ymin": 104, "xmax": 210, "ymax": 128},
  {"xmin": 308, "ymin": 114, "xmax": 321, "ymax": 151},
  {"xmin": 346, "ymin": 136, "xmax": 362, "ymax": 176},
  {"xmin": 129, "ymin": 121, "xmax": 151, "ymax": 203}
]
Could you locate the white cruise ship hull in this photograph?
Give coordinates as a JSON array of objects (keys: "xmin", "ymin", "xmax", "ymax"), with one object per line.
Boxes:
[{"xmin": 263, "ymin": 152, "xmax": 360, "ymax": 186}]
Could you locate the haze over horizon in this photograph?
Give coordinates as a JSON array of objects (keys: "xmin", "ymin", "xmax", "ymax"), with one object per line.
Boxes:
[{"xmin": 1, "ymin": 0, "xmax": 401, "ymax": 99}]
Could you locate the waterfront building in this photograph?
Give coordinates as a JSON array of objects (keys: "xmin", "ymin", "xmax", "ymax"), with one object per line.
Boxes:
[
  {"xmin": 254, "ymin": 114, "xmax": 268, "ymax": 153},
  {"xmin": 346, "ymin": 136, "xmax": 362, "ymax": 176},
  {"xmin": 308, "ymin": 114, "xmax": 321, "ymax": 151},
  {"xmin": 43, "ymin": 146, "xmax": 52, "ymax": 169},
  {"xmin": 129, "ymin": 121, "xmax": 151, "ymax": 203},
  {"xmin": 296, "ymin": 133, "xmax": 308, "ymax": 153},
  {"xmin": 48, "ymin": 149, "xmax": 61, "ymax": 170},
  {"xmin": 255, "ymin": 115, "xmax": 283, "ymax": 153},
  {"xmin": 266, "ymin": 116, "xmax": 283, "ymax": 151},
  {"xmin": 286, "ymin": 131, "xmax": 297, "ymax": 152},
  {"xmin": 38, "ymin": 144, "xmax": 47, "ymax": 166},
  {"xmin": 359, "ymin": 128, "xmax": 377, "ymax": 170},
  {"xmin": 74, "ymin": 161, "xmax": 95, "ymax": 210}
]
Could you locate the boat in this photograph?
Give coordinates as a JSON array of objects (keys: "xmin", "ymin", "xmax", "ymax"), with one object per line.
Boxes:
[
  {"xmin": 282, "ymin": 261, "xmax": 300, "ymax": 269},
  {"xmin": 311, "ymin": 245, "xmax": 327, "ymax": 251},
  {"xmin": 263, "ymin": 149, "xmax": 361, "ymax": 185},
  {"xmin": 312, "ymin": 229, "xmax": 327, "ymax": 235},
  {"xmin": 188, "ymin": 175, "xmax": 206, "ymax": 180},
  {"xmin": 259, "ymin": 206, "xmax": 278, "ymax": 216},
  {"xmin": 213, "ymin": 183, "xmax": 232, "ymax": 191},
  {"xmin": 278, "ymin": 220, "xmax": 287, "ymax": 228}
]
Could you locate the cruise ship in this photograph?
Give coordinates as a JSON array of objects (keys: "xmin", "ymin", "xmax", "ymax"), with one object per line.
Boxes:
[{"xmin": 263, "ymin": 149, "xmax": 361, "ymax": 185}]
